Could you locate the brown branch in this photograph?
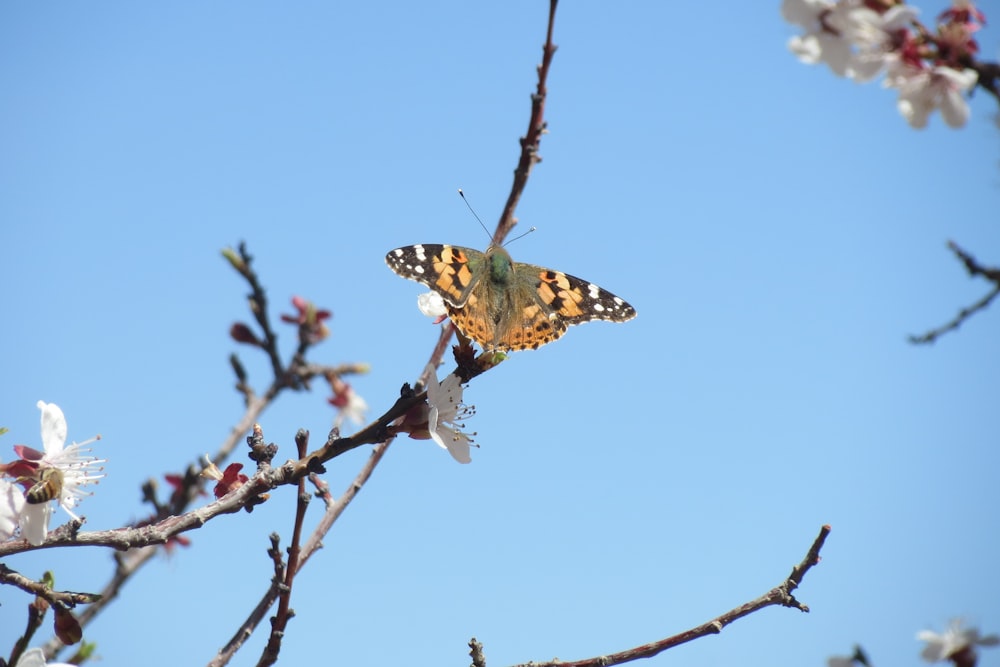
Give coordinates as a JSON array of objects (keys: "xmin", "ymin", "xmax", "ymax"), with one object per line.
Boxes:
[
  {"xmin": 228, "ymin": 242, "xmax": 287, "ymax": 383},
  {"xmin": 492, "ymin": 0, "xmax": 559, "ymax": 245},
  {"xmin": 210, "ymin": 325, "xmax": 452, "ymax": 665},
  {"xmin": 0, "ymin": 564, "xmax": 100, "ymax": 608},
  {"xmin": 209, "ymin": 439, "xmax": 394, "ymax": 667},
  {"xmin": 501, "ymin": 525, "xmax": 831, "ymax": 667},
  {"xmin": 35, "ymin": 387, "xmax": 279, "ymax": 661},
  {"xmin": 968, "ymin": 59, "xmax": 1000, "ymax": 104},
  {"xmin": 947, "ymin": 240, "xmax": 1000, "ymax": 282},
  {"xmin": 39, "ymin": 545, "xmax": 158, "ymax": 659},
  {"xmin": 257, "ymin": 430, "xmax": 312, "ymax": 667},
  {"xmin": 7, "ymin": 589, "xmax": 48, "ymax": 667},
  {"xmin": 910, "ymin": 241, "xmax": 1000, "ymax": 344},
  {"xmin": 5, "ymin": 374, "xmax": 429, "ymax": 558}
]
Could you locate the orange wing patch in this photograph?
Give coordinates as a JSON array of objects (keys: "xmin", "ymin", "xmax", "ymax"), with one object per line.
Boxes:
[{"xmin": 432, "ymin": 247, "xmax": 474, "ymax": 304}]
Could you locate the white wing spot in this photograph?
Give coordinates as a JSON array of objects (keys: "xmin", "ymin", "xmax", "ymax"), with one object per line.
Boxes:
[
  {"xmin": 414, "ymin": 265, "xmax": 425, "ymax": 274},
  {"xmin": 588, "ymin": 283, "xmax": 601, "ymax": 299},
  {"xmin": 593, "ymin": 303, "xmax": 605, "ymax": 312},
  {"xmin": 613, "ymin": 297, "xmax": 624, "ymax": 306},
  {"xmin": 414, "ymin": 245, "xmax": 426, "ymax": 261},
  {"xmin": 392, "ymin": 248, "xmax": 405, "ymax": 257}
]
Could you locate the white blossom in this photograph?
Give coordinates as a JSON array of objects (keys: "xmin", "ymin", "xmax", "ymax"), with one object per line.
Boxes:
[
  {"xmin": 886, "ymin": 64, "xmax": 978, "ymax": 128},
  {"xmin": 17, "ymin": 402, "xmax": 105, "ymax": 545},
  {"xmin": 417, "ymin": 291, "xmax": 448, "ymax": 319},
  {"xmin": 0, "ymin": 478, "xmax": 26, "ymax": 540},
  {"xmin": 16, "ymin": 648, "xmax": 73, "ymax": 667},
  {"xmin": 782, "ymin": 0, "xmax": 857, "ymax": 76},
  {"xmin": 917, "ymin": 619, "xmax": 1000, "ymax": 662},
  {"xmin": 334, "ymin": 387, "xmax": 369, "ymax": 428},
  {"xmin": 841, "ymin": 5, "xmax": 919, "ymax": 82},
  {"xmin": 425, "ymin": 367, "xmax": 476, "ymax": 464}
]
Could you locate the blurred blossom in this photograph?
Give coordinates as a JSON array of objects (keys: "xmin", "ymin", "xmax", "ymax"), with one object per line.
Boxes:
[
  {"xmin": 280, "ymin": 295, "xmax": 332, "ymax": 344},
  {"xmin": 15, "ymin": 648, "xmax": 73, "ymax": 667},
  {"xmin": 886, "ymin": 64, "xmax": 978, "ymax": 128},
  {"xmin": 842, "ymin": 5, "xmax": 920, "ymax": 82},
  {"xmin": 329, "ymin": 383, "xmax": 369, "ymax": 428},
  {"xmin": 918, "ymin": 619, "xmax": 999, "ymax": 663},
  {"xmin": 782, "ymin": 0, "xmax": 984, "ymax": 128},
  {"xmin": 782, "ymin": 0, "xmax": 856, "ymax": 76}
]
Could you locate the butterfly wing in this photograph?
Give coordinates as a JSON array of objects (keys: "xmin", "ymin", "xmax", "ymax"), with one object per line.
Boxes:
[
  {"xmin": 526, "ymin": 265, "xmax": 637, "ymax": 327},
  {"xmin": 385, "ymin": 244, "xmax": 485, "ymax": 308},
  {"xmin": 488, "ymin": 260, "xmax": 637, "ymax": 352}
]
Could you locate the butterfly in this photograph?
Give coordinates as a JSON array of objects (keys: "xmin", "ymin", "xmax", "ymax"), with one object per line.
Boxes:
[{"xmin": 385, "ymin": 243, "xmax": 636, "ymax": 352}]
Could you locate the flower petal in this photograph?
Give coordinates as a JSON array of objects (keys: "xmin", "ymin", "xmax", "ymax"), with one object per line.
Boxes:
[
  {"xmin": 417, "ymin": 291, "xmax": 448, "ymax": 318},
  {"xmin": 427, "ymin": 410, "xmax": 473, "ymax": 464},
  {"xmin": 37, "ymin": 401, "xmax": 67, "ymax": 456},
  {"xmin": 19, "ymin": 502, "xmax": 52, "ymax": 546},
  {"xmin": 0, "ymin": 480, "xmax": 26, "ymax": 540}
]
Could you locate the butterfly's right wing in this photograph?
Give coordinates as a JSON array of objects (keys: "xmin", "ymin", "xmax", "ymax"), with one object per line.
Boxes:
[{"xmin": 385, "ymin": 244, "xmax": 485, "ymax": 308}]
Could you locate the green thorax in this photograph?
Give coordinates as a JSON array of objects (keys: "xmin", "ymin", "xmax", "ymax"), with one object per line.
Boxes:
[{"xmin": 487, "ymin": 246, "xmax": 514, "ymax": 285}]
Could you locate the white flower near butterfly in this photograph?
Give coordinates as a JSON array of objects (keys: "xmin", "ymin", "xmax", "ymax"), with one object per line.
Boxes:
[
  {"xmin": 417, "ymin": 291, "xmax": 448, "ymax": 320},
  {"xmin": 424, "ymin": 367, "xmax": 477, "ymax": 464}
]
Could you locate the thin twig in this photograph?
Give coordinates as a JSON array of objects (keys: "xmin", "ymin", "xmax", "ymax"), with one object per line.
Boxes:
[
  {"xmin": 257, "ymin": 430, "xmax": 312, "ymax": 667},
  {"xmin": 36, "ymin": 389, "xmax": 277, "ymax": 661},
  {"xmin": 235, "ymin": 242, "xmax": 286, "ymax": 383},
  {"xmin": 210, "ymin": 325, "xmax": 452, "ymax": 665},
  {"xmin": 32, "ymin": 249, "xmax": 350, "ymax": 659},
  {"xmin": 209, "ymin": 439, "xmax": 394, "ymax": 667},
  {"xmin": 7, "ymin": 593, "xmax": 47, "ymax": 667},
  {"xmin": 493, "ymin": 0, "xmax": 559, "ymax": 245},
  {"xmin": 502, "ymin": 525, "xmax": 831, "ymax": 667},
  {"xmin": 909, "ymin": 241, "xmax": 1000, "ymax": 344},
  {"xmin": 0, "ymin": 564, "xmax": 101, "ymax": 608}
]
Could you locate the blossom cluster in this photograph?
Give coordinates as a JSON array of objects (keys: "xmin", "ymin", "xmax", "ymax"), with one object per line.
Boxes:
[
  {"xmin": 0, "ymin": 401, "xmax": 104, "ymax": 545},
  {"xmin": 783, "ymin": 0, "xmax": 985, "ymax": 128}
]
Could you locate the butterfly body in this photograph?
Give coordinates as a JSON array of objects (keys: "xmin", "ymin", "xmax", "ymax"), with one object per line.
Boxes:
[{"xmin": 386, "ymin": 243, "xmax": 636, "ymax": 352}]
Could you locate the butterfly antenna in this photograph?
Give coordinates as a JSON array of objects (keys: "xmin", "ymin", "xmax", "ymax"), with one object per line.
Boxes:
[
  {"xmin": 458, "ymin": 188, "xmax": 493, "ymax": 243},
  {"xmin": 503, "ymin": 226, "xmax": 537, "ymax": 247}
]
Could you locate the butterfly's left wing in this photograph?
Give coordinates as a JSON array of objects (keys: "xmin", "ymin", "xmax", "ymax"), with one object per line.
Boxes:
[
  {"xmin": 480, "ymin": 263, "xmax": 637, "ymax": 352},
  {"xmin": 523, "ymin": 264, "xmax": 637, "ymax": 327},
  {"xmin": 385, "ymin": 244, "xmax": 485, "ymax": 308}
]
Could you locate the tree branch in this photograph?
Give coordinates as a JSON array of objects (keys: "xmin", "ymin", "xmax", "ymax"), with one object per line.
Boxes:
[
  {"xmin": 910, "ymin": 241, "xmax": 1000, "ymax": 344},
  {"xmin": 501, "ymin": 525, "xmax": 831, "ymax": 667},
  {"xmin": 209, "ymin": 439, "xmax": 394, "ymax": 667},
  {"xmin": 257, "ymin": 430, "xmax": 312, "ymax": 667},
  {"xmin": 0, "ymin": 564, "xmax": 100, "ymax": 608},
  {"xmin": 493, "ymin": 0, "xmax": 559, "ymax": 245}
]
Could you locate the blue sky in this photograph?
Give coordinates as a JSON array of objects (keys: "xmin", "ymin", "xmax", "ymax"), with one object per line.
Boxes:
[{"xmin": 1, "ymin": 3, "xmax": 998, "ymax": 667}]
